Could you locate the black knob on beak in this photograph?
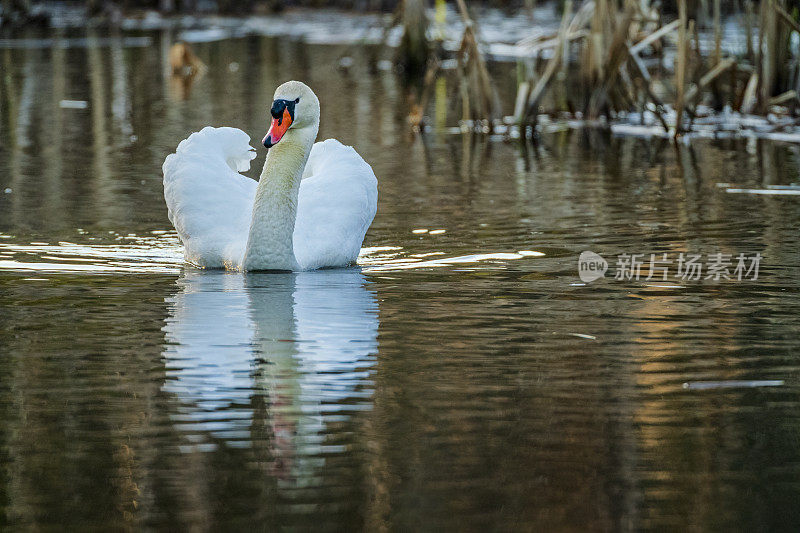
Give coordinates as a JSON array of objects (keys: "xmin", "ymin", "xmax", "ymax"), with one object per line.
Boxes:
[{"xmin": 271, "ymin": 100, "xmax": 286, "ymax": 120}]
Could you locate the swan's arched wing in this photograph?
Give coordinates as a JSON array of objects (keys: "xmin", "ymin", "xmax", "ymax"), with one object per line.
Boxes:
[
  {"xmin": 293, "ymin": 139, "xmax": 378, "ymax": 270},
  {"xmin": 163, "ymin": 127, "xmax": 258, "ymax": 268}
]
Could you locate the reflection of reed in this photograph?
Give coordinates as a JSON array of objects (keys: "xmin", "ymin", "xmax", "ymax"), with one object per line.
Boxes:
[
  {"xmin": 14, "ymin": 48, "xmax": 35, "ymax": 150},
  {"xmin": 1, "ymin": 48, "xmax": 23, "ymax": 226},
  {"xmin": 167, "ymin": 42, "xmax": 206, "ymax": 101},
  {"xmin": 0, "ymin": 276, "xmax": 176, "ymax": 529},
  {"xmin": 168, "ymin": 42, "xmax": 205, "ymax": 76},
  {"xmin": 168, "ymin": 71, "xmax": 203, "ymax": 101},
  {"xmin": 110, "ymin": 31, "xmax": 134, "ymax": 139},
  {"xmin": 42, "ymin": 31, "xmax": 65, "ymax": 215},
  {"xmin": 159, "ymin": 33, "xmax": 215, "ymax": 142},
  {"xmin": 87, "ymin": 30, "xmax": 115, "ymax": 223}
]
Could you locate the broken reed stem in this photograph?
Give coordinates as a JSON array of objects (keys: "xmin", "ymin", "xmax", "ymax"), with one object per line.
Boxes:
[
  {"xmin": 674, "ymin": 0, "xmax": 689, "ymax": 138},
  {"xmin": 627, "ymin": 44, "xmax": 670, "ymax": 132},
  {"xmin": 755, "ymin": 0, "xmax": 768, "ymax": 112},
  {"xmin": 754, "ymin": 0, "xmax": 793, "ymax": 113},
  {"xmin": 586, "ymin": 0, "xmax": 635, "ymax": 119},
  {"xmin": 685, "ymin": 20, "xmax": 698, "ymax": 125},
  {"xmin": 395, "ymin": 0, "xmax": 430, "ymax": 78},
  {"xmin": 587, "ymin": 0, "xmax": 606, "ymax": 87},
  {"xmin": 713, "ymin": 0, "xmax": 721, "ymax": 67},
  {"xmin": 708, "ymin": 0, "xmax": 722, "ymax": 107},
  {"xmin": 741, "ymin": 71, "xmax": 759, "ymax": 113},
  {"xmin": 456, "ymin": 30, "xmax": 472, "ymax": 123},
  {"xmin": 454, "ymin": 0, "xmax": 497, "ymax": 128},
  {"xmin": 629, "ymin": 19, "xmax": 680, "ymax": 55},
  {"xmin": 773, "ymin": 2, "xmax": 800, "ymax": 35},
  {"xmin": 759, "ymin": 0, "xmax": 772, "ymax": 113},
  {"xmin": 512, "ymin": 0, "xmax": 800, "ymax": 136},
  {"xmin": 745, "ymin": 1, "xmax": 755, "ymax": 62},
  {"xmin": 518, "ymin": 0, "xmax": 573, "ymax": 126},
  {"xmin": 453, "ymin": 0, "xmax": 470, "ymax": 25},
  {"xmin": 768, "ymin": 89, "xmax": 798, "ymax": 106},
  {"xmin": 684, "ymin": 57, "xmax": 735, "ymax": 104}
]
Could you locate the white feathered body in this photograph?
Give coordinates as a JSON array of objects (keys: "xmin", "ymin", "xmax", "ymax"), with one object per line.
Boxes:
[{"xmin": 162, "ymin": 126, "xmax": 377, "ymax": 271}]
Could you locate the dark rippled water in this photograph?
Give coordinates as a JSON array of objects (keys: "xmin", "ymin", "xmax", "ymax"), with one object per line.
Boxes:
[{"xmin": 2, "ymin": 25, "xmax": 800, "ymax": 531}]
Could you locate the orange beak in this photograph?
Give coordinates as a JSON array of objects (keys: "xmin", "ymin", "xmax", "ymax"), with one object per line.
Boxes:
[{"xmin": 263, "ymin": 108, "xmax": 293, "ymax": 148}]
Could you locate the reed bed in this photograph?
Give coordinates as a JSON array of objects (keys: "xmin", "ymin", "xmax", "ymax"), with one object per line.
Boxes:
[
  {"xmin": 6, "ymin": 0, "xmax": 800, "ymax": 141},
  {"xmin": 391, "ymin": 0, "xmax": 800, "ymax": 140},
  {"xmin": 512, "ymin": 0, "xmax": 800, "ymax": 138}
]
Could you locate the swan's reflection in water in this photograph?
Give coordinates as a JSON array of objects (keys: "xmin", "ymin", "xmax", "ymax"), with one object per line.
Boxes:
[{"xmin": 162, "ymin": 269, "xmax": 379, "ymax": 479}]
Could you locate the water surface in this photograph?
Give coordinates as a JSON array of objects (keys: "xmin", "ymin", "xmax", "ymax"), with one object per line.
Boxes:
[{"xmin": 1, "ymin": 26, "xmax": 800, "ymax": 531}]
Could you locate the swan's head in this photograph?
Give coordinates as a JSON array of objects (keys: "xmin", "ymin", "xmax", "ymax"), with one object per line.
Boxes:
[{"xmin": 263, "ymin": 81, "xmax": 320, "ymax": 148}]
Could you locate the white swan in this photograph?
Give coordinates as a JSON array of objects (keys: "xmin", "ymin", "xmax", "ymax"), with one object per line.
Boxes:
[{"xmin": 162, "ymin": 80, "xmax": 378, "ymax": 271}]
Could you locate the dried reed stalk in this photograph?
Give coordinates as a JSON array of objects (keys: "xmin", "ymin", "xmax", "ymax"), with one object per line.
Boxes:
[
  {"xmin": 516, "ymin": 0, "xmax": 574, "ymax": 126},
  {"xmin": 673, "ymin": 0, "xmax": 689, "ymax": 137},
  {"xmin": 768, "ymin": 89, "xmax": 798, "ymax": 106},
  {"xmin": 627, "ymin": 44, "xmax": 670, "ymax": 132},
  {"xmin": 396, "ymin": 0, "xmax": 430, "ymax": 77},
  {"xmin": 741, "ymin": 72, "xmax": 759, "ymax": 113},
  {"xmin": 684, "ymin": 58, "xmax": 735, "ymax": 103},
  {"xmin": 453, "ymin": 0, "xmax": 498, "ymax": 128},
  {"xmin": 629, "ymin": 19, "xmax": 680, "ymax": 55},
  {"xmin": 586, "ymin": 0, "xmax": 635, "ymax": 118},
  {"xmin": 773, "ymin": 2, "xmax": 800, "ymax": 35},
  {"xmin": 712, "ymin": 0, "xmax": 721, "ymax": 66}
]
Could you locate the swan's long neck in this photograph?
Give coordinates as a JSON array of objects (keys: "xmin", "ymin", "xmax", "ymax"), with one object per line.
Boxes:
[{"xmin": 242, "ymin": 126, "xmax": 316, "ymax": 271}]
